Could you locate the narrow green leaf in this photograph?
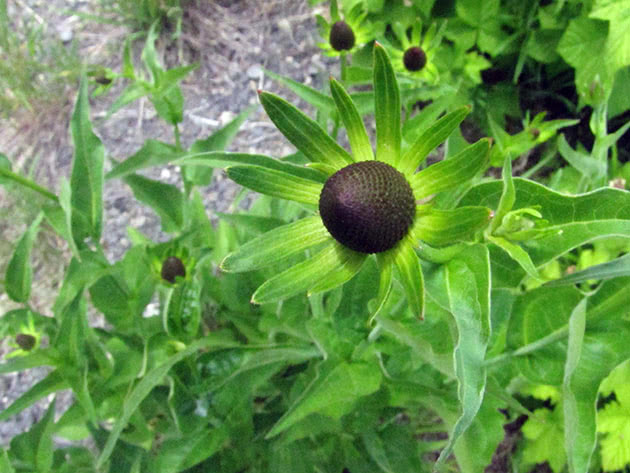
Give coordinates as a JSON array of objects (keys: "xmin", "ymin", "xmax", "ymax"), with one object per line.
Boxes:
[
  {"xmin": 411, "ymin": 139, "xmax": 490, "ymax": 199},
  {"xmin": 373, "ymin": 43, "xmax": 401, "ymax": 166},
  {"xmin": 259, "ymin": 91, "xmax": 353, "ymax": 168},
  {"xmin": 70, "ymin": 74, "xmax": 105, "ymax": 244},
  {"xmin": 175, "ymin": 151, "xmax": 326, "ymax": 184},
  {"xmin": 216, "ymin": 213, "xmax": 286, "ymax": 235},
  {"xmin": 227, "ymin": 165, "xmax": 322, "ymax": 206},
  {"xmin": 370, "ymin": 254, "xmax": 394, "ymax": 322},
  {"xmin": 265, "ymin": 359, "xmax": 382, "ymax": 438},
  {"xmin": 308, "ymin": 250, "xmax": 366, "ymax": 295},
  {"xmin": 546, "ymin": 253, "xmax": 630, "ymax": 287},
  {"xmin": 329, "ymin": 77, "xmax": 373, "ymax": 162},
  {"xmin": 557, "ymin": 134, "xmax": 606, "ymax": 184},
  {"xmin": 252, "ymin": 242, "xmax": 354, "ymax": 304},
  {"xmin": 95, "ymin": 332, "xmax": 238, "ymax": 469},
  {"xmin": 57, "ymin": 179, "xmax": 80, "ymax": 258},
  {"xmin": 0, "ymin": 449, "xmax": 14, "ymax": 473},
  {"xmin": 106, "ymin": 140, "xmax": 183, "ymax": 180},
  {"xmin": 400, "ymin": 107, "xmax": 470, "ymax": 175},
  {"xmin": 9, "ymin": 398, "xmax": 56, "ymax": 472},
  {"xmin": 413, "ymin": 207, "xmax": 491, "ymax": 246},
  {"xmin": 393, "ymin": 238, "xmax": 425, "ymax": 319},
  {"xmin": 490, "ymin": 155, "xmax": 515, "ymax": 233},
  {"xmin": 487, "ymin": 235, "xmax": 541, "ymax": 281},
  {"xmin": 0, "ymin": 350, "xmax": 56, "ymax": 375},
  {"xmin": 0, "ymin": 371, "xmax": 68, "ymax": 422},
  {"xmin": 123, "ymin": 174, "xmax": 184, "ymax": 233},
  {"xmin": 437, "ymin": 244, "xmax": 490, "ymax": 468},
  {"xmin": 265, "ymin": 68, "xmax": 336, "ymax": 114},
  {"xmin": 222, "ymin": 216, "xmax": 330, "ymax": 272},
  {"xmin": 5, "ymin": 213, "xmax": 43, "ymax": 302}
]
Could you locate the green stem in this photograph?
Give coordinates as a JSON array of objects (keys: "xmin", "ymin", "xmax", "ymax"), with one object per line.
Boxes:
[
  {"xmin": 174, "ymin": 124, "xmax": 182, "ymax": 150},
  {"xmin": 0, "ymin": 167, "xmax": 58, "ymax": 203},
  {"xmin": 340, "ymin": 53, "xmax": 347, "ymax": 83},
  {"xmin": 520, "ymin": 147, "xmax": 556, "ymax": 179},
  {"xmin": 484, "ymin": 324, "xmax": 568, "ymax": 367}
]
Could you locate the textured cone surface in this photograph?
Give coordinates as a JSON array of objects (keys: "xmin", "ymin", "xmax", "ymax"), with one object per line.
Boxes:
[
  {"xmin": 403, "ymin": 46, "xmax": 427, "ymax": 72},
  {"xmin": 161, "ymin": 256, "xmax": 186, "ymax": 283},
  {"xmin": 319, "ymin": 161, "xmax": 415, "ymax": 254},
  {"xmin": 329, "ymin": 21, "xmax": 355, "ymax": 51},
  {"xmin": 16, "ymin": 333, "xmax": 36, "ymax": 351}
]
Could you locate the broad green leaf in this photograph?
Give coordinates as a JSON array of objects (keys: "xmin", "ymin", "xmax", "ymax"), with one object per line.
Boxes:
[
  {"xmin": 5, "ymin": 212, "xmax": 43, "ymax": 302},
  {"xmin": 9, "ymin": 398, "xmax": 56, "ymax": 472},
  {"xmin": 259, "ymin": 91, "xmax": 353, "ymax": 168},
  {"xmin": 184, "ymin": 105, "xmax": 255, "ymax": 186},
  {"xmin": 521, "ymin": 407, "xmax": 566, "ymax": 473},
  {"xmin": 106, "ymin": 140, "xmax": 183, "ymax": 180},
  {"xmin": 95, "ymin": 332, "xmax": 238, "ymax": 469},
  {"xmin": 329, "ymin": 77, "xmax": 373, "ymax": 162},
  {"xmin": 0, "ymin": 370, "xmax": 69, "ymax": 422},
  {"xmin": 590, "ymin": 0, "xmax": 630, "ymax": 70},
  {"xmin": 266, "ymin": 359, "xmax": 382, "ymax": 438},
  {"xmin": 400, "ymin": 107, "xmax": 470, "ymax": 175},
  {"xmin": 373, "ymin": 43, "xmax": 401, "ymax": 166},
  {"xmin": 460, "ymin": 179, "xmax": 630, "ymax": 287},
  {"xmin": 251, "ymin": 242, "xmax": 361, "ymax": 304},
  {"xmin": 410, "ymin": 139, "xmax": 490, "ymax": 199},
  {"xmin": 393, "ymin": 237, "xmax": 425, "ymax": 319},
  {"xmin": 412, "ymin": 206, "xmax": 491, "ymax": 246},
  {"xmin": 436, "ymin": 244, "xmax": 490, "ymax": 468},
  {"xmin": 70, "ymin": 74, "xmax": 105, "ymax": 245},
  {"xmin": 123, "ymin": 174, "xmax": 184, "ymax": 233},
  {"xmin": 174, "ymin": 151, "xmax": 326, "ymax": 184},
  {"xmin": 226, "ymin": 165, "xmax": 323, "ymax": 205},
  {"xmin": 546, "ymin": 252, "xmax": 630, "ymax": 287}
]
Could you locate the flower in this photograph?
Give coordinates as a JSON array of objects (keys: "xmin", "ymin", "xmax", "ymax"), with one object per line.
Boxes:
[
  {"xmin": 220, "ymin": 44, "xmax": 490, "ymax": 318},
  {"xmin": 380, "ymin": 20, "xmax": 442, "ymax": 83},
  {"xmin": 315, "ymin": 0, "xmax": 381, "ymax": 56}
]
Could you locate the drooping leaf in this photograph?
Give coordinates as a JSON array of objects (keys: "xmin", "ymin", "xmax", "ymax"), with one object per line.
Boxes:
[
  {"xmin": 123, "ymin": 174, "xmax": 184, "ymax": 233},
  {"xmin": 106, "ymin": 140, "xmax": 184, "ymax": 180}
]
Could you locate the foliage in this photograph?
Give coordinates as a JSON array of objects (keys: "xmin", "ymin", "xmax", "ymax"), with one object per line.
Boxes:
[{"xmin": 1, "ymin": 1, "xmax": 630, "ymax": 472}]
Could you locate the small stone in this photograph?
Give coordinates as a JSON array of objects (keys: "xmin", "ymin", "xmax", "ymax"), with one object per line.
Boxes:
[
  {"xmin": 160, "ymin": 168, "xmax": 171, "ymax": 180},
  {"xmin": 59, "ymin": 28, "xmax": 73, "ymax": 43},
  {"xmin": 247, "ymin": 64, "xmax": 262, "ymax": 80}
]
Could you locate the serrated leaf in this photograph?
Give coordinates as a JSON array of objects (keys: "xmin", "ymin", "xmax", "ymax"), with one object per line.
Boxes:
[
  {"xmin": 521, "ymin": 407, "xmax": 566, "ymax": 473},
  {"xmin": 400, "ymin": 107, "xmax": 470, "ymax": 175},
  {"xmin": 266, "ymin": 359, "xmax": 382, "ymax": 438},
  {"xmin": 410, "ymin": 139, "xmax": 490, "ymax": 199},
  {"xmin": 259, "ymin": 91, "xmax": 353, "ymax": 168},
  {"xmin": 226, "ymin": 165, "xmax": 322, "ymax": 205},
  {"xmin": 329, "ymin": 77, "xmax": 373, "ymax": 162},
  {"xmin": 123, "ymin": 174, "xmax": 184, "ymax": 233},
  {"xmin": 373, "ymin": 43, "xmax": 401, "ymax": 166},
  {"xmin": 5, "ymin": 212, "xmax": 43, "ymax": 302},
  {"xmin": 70, "ymin": 74, "xmax": 105, "ymax": 245}
]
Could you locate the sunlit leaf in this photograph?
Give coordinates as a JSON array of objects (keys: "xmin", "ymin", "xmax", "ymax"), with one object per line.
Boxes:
[{"xmin": 373, "ymin": 43, "xmax": 401, "ymax": 166}]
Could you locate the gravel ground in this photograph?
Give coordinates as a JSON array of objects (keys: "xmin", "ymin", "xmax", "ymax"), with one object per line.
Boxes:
[{"xmin": 0, "ymin": 0, "xmax": 334, "ymax": 446}]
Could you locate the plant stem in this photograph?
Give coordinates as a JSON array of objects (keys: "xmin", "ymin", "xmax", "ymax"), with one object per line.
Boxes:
[
  {"xmin": 340, "ymin": 53, "xmax": 347, "ymax": 83},
  {"xmin": 174, "ymin": 124, "xmax": 182, "ymax": 150},
  {"xmin": 0, "ymin": 167, "xmax": 58, "ymax": 203}
]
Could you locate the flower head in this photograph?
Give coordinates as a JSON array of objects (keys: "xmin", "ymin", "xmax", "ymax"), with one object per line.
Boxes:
[
  {"xmin": 316, "ymin": 0, "xmax": 381, "ymax": 56},
  {"xmin": 220, "ymin": 44, "xmax": 490, "ymax": 318}
]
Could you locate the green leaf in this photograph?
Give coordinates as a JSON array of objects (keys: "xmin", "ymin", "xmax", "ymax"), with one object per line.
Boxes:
[
  {"xmin": 436, "ymin": 244, "xmax": 490, "ymax": 468},
  {"xmin": 521, "ymin": 407, "xmax": 566, "ymax": 473},
  {"xmin": 265, "ymin": 68, "xmax": 336, "ymax": 114},
  {"xmin": 546, "ymin": 252, "xmax": 630, "ymax": 287},
  {"xmin": 0, "ymin": 350, "xmax": 56, "ymax": 375},
  {"xmin": 557, "ymin": 134, "xmax": 606, "ymax": 185},
  {"xmin": 226, "ymin": 165, "xmax": 323, "ymax": 206},
  {"xmin": 393, "ymin": 238, "xmax": 425, "ymax": 319},
  {"xmin": 95, "ymin": 332, "xmax": 238, "ymax": 469},
  {"xmin": 175, "ymin": 151, "xmax": 326, "ymax": 184},
  {"xmin": 106, "ymin": 140, "xmax": 184, "ymax": 180},
  {"xmin": 70, "ymin": 74, "xmax": 105, "ymax": 245},
  {"xmin": 258, "ymin": 91, "xmax": 353, "ymax": 168},
  {"xmin": 9, "ymin": 398, "xmax": 56, "ymax": 472},
  {"xmin": 0, "ymin": 370, "xmax": 69, "ymax": 422},
  {"xmin": 252, "ymin": 242, "xmax": 360, "ymax": 304},
  {"xmin": 410, "ymin": 139, "xmax": 490, "ymax": 200},
  {"xmin": 460, "ymin": 179, "xmax": 630, "ymax": 287},
  {"xmin": 308, "ymin": 248, "xmax": 366, "ymax": 295},
  {"xmin": 373, "ymin": 43, "xmax": 401, "ymax": 166},
  {"xmin": 0, "ymin": 449, "xmax": 14, "ymax": 473},
  {"xmin": 0, "ymin": 153, "xmax": 11, "ymax": 185},
  {"xmin": 597, "ymin": 397, "xmax": 630, "ymax": 471},
  {"xmin": 266, "ymin": 359, "xmax": 382, "ymax": 438},
  {"xmin": 490, "ymin": 155, "xmax": 515, "ymax": 234},
  {"xmin": 590, "ymin": 0, "xmax": 630, "ymax": 70},
  {"xmin": 413, "ymin": 206, "xmax": 491, "ymax": 246},
  {"xmin": 400, "ymin": 107, "xmax": 470, "ymax": 176},
  {"xmin": 487, "ymin": 235, "xmax": 541, "ymax": 281},
  {"xmin": 5, "ymin": 212, "xmax": 43, "ymax": 302},
  {"xmin": 329, "ymin": 77, "xmax": 373, "ymax": 162},
  {"xmin": 123, "ymin": 174, "xmax": 184, "ymax": 233}
]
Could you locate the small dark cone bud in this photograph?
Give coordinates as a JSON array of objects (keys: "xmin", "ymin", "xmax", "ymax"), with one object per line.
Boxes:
[
  {"xmin": 16, "ymin": 333, "xmax": 36, "ymax": 351},
  {"xmin": 403, "ymin": 46, "xmax": 427, "ymax": 72},
  {"xmin": 94, "ymin": 75, "xmax": 112, "ymax": 85},
  {"xmin": 319, "ymin": 161, "xmax": 415, "ymax": 254},
  {"xmin": 329, "ymin": 21, "xmax": 355, "ymax": 51},
  {"xmin": 161, "ymin": 256, "xmax": 186, "ymax": 283}
]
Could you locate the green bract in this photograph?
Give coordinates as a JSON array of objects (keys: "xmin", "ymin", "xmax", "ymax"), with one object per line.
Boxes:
[{"xmin": 220, "ymin": 44, "xmax": 491, "ymax": 317}]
